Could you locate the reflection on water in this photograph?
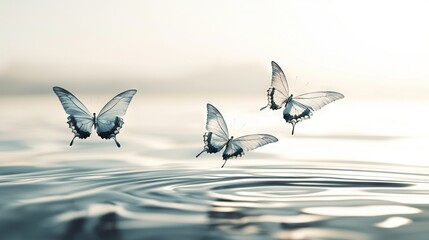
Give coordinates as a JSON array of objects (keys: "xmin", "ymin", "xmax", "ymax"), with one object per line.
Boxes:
[
  {"xmin": 2, "ymin": 165, "xmax": 429, "ymax": 240},
  {"xmin": 375, "ymin": 216, "xmax": 412, "ymax": 229},
  {"xmin": 1, "ymin": 95, "xmax": 429, "ymax": 240}
]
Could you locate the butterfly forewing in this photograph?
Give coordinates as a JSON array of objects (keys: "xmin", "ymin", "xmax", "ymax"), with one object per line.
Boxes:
[
  {"xmin": 233, "ymin": 134, "xmax": 278, "ymax": 151},
  {"xmin": 53, "ymin": 87, "xmax": 92, "ymax": 118},
  {"xmin": 294, "ymin": 91, "xmax": 344, "ymax": 111},
  {"xmin": 271, "ymin": 61, "xmax": 290, "ymax": 98},
  {"xmin": 223, "ymin": 134, "xmax": 278, "ymax": 160},
  {"xmin": 98, "ymin": 89, "xmax": 138, "ymax": 118},
  {"xmin": 206, "ymin": 104, "xmax": 230, "ymax": 143},
  {"xmin": 261, "ymin": 61, "xmax": 290, "ymax": 110}
]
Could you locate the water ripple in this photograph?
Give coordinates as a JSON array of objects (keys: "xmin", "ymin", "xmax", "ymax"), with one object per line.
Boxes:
[{"xmin": 1, "ymin": 163, "xmax": 429, "ymax": 240}]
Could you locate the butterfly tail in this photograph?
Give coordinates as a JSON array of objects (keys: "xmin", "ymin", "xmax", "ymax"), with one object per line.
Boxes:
[
  {"xmin": 113, "ymin": 137, "xmax": 121, "ymax": 148},
  {"xmin": 221, "ymin": 160, "xmax": 228, "ymax": 168},
  {"xmin": 70, "ymin": 136, "xmax": 77, "ymax": 146},
  {"xmin": 291, "ymin": 123, "xmax": 296, "ymax": 135},
  {"xmin": 196, "ymin": 149, "xmax": 205, "ymax": 158}
]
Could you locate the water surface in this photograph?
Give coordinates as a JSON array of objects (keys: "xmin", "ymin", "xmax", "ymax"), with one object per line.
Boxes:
[{"xmin": 1, "ymin": 95, "xmax": 429, "ymax": 240}]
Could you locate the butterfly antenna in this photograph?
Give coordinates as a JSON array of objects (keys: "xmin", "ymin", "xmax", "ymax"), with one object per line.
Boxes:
[
  {"xmin": 260, "ymin": 105, "xmax": 268, "ymax": 111},
  {"xmin": 221, "ymin": 160, "xmax": 228, "ymax": 168},
  {"xmin": 113, "ymin": 137, "xmax": 121, "ymax": 148},
  {"xmin": 70, "ymin": 136, "xmax": 76, "ymax": 146},
  {"xmin": 196, "ymin": 149, "xmax": 205, "ymax": 158}
]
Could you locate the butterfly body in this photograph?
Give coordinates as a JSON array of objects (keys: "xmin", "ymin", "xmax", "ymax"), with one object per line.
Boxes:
[
  {"xmin": 53, "ymin": 86, "xmax": 137, "ymax": 147},
  {"xmin": 261, "ymin": 61, "xmax": 344, "ymax": 135},
  {"xmin": 196, "ymin": 104, "xmax": 277, "ymax": 168}
]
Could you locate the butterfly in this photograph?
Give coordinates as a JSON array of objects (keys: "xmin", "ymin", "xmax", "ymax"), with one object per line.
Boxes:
[
  {"xmin": 261, "ymin": 61, "xmax": 344, "ymax": 135},
  {"xmin": 53, "ymin": 86, "xmax": 137, "ymax": 147},
  {"xmin": 196, "ymin": 103, "xmax": 278, "ymax": 168}
]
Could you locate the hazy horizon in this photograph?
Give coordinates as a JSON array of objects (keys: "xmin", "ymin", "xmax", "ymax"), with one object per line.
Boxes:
[{"xmin": 2, "ymin": 0, "xmax": 429, "ymax": 99}]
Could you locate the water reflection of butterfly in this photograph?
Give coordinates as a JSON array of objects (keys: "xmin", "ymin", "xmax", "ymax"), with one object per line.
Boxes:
[
  {"xmin": 261, "ymin": 61, "xmax": 344, "ymax": 135},
  {"xmin": 53, "ymin": 86, "xmax": 137, "ymax": 147},
  {"xmin": 196, "ymin": 104, "xmax": 278, "ymax": 168}
]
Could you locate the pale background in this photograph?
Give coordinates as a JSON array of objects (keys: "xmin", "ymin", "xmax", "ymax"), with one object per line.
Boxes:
[
  {"xmin": 1, "ymin": 0, "xmax": 429, "ymax": 100},
  {"xmin": 1, "ymin": 0, "xmax": 428, "ymax": 167},
  {"xmin": 1, "ymin": 2, "xmax": 429, "ymax": 239}
]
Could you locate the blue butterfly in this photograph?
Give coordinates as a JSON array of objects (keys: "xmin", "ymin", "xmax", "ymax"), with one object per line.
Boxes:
[
  {"xmin": 261, "ymin": 61, "xmax": 344, "ymax": 135},
  {"xmin": 196, "ymin": 104, "xmax": 278, "ymax": 168},
  {"xmin": 53, "ymin": 86, "xmax": 137, "ymax": 147}
]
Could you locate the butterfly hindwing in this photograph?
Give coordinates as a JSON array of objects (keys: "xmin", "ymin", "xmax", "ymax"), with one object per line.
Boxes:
[
  {"xmin": 53, "ymin": 86, "xmax": 94, "ymax": 145},
  {"xmin": 283, "ymin": 99, "xmax": 313, "ymax": 124},
  {"xmin": 67, "ymin": 116, "xmax": 94, "ymax": 139},
  {"xmin": 96, "ymin": 89, "xmax": 137, "ymax": 147},
  {"xmin": 201, "ymin": 131, "xmax": 227, "ymax": 154},
  {"xmin": 222, "ymin": 140, "xmax": 244, "ymax": 160}
]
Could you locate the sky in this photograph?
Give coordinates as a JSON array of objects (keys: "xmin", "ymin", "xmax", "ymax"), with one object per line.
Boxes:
[{"xmin": 1, "ymin": 0, "xmax": 429, "ymax": 99}]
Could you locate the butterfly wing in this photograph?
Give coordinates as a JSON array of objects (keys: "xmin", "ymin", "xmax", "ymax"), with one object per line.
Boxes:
[
  {"xmin": 261, "ymin": 61, "xmax": 290, "ymax": 110},
  {"xmin": 293, "ymin": 91, "xmax": 344, "ymax": 111},
  {"xmin": 53, "ymin": 86, "xmax": 94, "ymax": 145},
  {"xmin": 222, "ymin": 134, "xmax": 278, "ymax": 160},
  {"xmin": 283, "ymin": 91, "xmax": 344, "ymax": 134},
  {"xmin": 53, "ymin": 87, "xmax": 92, "ymax": 117},
  {"xmin": 96, "ymin": 89, "xmax": 137, "ymax": 147},
  {"xmin": 206, "ymin": 104, "xmax": 229, "ymax": 139},
  {"xmin": 196, "ymin": 104, "xmax": 230, "ymax": 157}
]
